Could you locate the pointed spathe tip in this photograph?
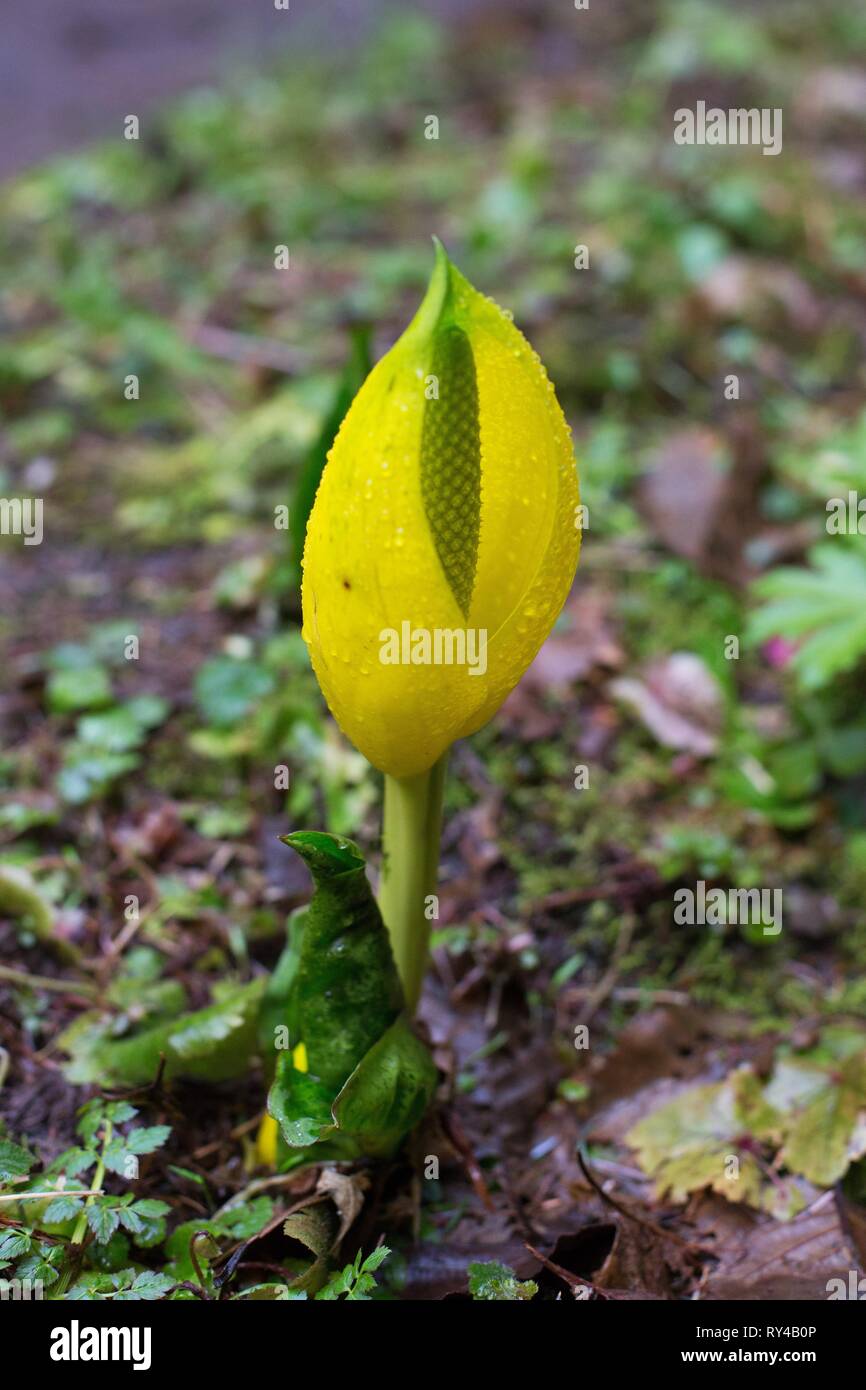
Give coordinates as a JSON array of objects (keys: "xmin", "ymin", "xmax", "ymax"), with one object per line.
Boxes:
[{"xmin": 280, "ymin": 830, "xmax": 366, "ymax": 878}]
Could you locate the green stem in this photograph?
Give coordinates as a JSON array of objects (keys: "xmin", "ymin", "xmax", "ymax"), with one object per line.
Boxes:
[
  {"xmin": 378, "ymin": 755, "xmax": 447, "ymax": 1013},
  {"xmin": 70, "ymin": 1120, "xmax": 111, "ymax": 1247},
  {"xmin": 52, "ymin": 1121, "xmax": 111, "ymax": 1298}
]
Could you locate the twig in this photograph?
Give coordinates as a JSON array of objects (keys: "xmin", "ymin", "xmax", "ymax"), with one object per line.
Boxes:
[
  {"xmin": 0, "ymin": 1190, "xmax": 100, "ymax": 1204},
  {"xmin": 191, "ymin": 1113, "xmax": 261, "ymax": 1160},
  {"xmin": 539, "ymin": 865, "xmax": 661, "ymax": 912},
  {"xmin": 165, "ymin": 1280, "xmax": 211, "ymax": 1300},
  {"xmin": 210, "ymin": 1169, "xmax": 317, "ymax": 1219},
  {"xmin": 441, "ymin": 1108, "xmax": 495, "ymax": 1212},
  {"xmin": 0, "ymin": 964, "xmax": 96, "ymax": 997},
  {"xmin": 215, "ymin": 1193, "xmax": 330, "ymax": 1294},
  {"xmin": 577, "ymin": 1148, "xmax": 709, "ymax": 1254},
  {"xmin": 525, "ymin": 1242, "xmax": 602, "ymax": 1298},
  {"xmin": 578, "ymin": 912, "xmax": 636, "ymax": 1024},
  {"xmin": 567, "ymin": 986, "xmax": 690, "ymax": 1007}
]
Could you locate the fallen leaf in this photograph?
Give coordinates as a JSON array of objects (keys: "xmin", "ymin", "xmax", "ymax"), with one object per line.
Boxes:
[
  {"xmin": 702, "ymin": 1192, "xmax": 861, "ymax": 1300},
  {"xmin": 315, "ymin": 1167, "xmax": 370, "ymax": 1244},
  {"xmin": 639, "ymin": 428, "xmax": 728, "ymax": 563},
  {"xmin": 767, "ymin": 1032, "xmax": 866, "ymax": 1187},
  {"xmin": 610, "ymin": 652, "xmax": 724, "ymax": 757},
  {"xmin": 626, "ymin": 1067, "xmax": 804, "ymax": 1220}
]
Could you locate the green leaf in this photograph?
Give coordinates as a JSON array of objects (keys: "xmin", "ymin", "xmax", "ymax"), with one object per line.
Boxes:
[
  {"xmin": 291, "ymin": 324, "xmax": 372, "ymax": 577},
  {"xmin": 77, "ymin": 707, "xmax": 148, "ymax": 752},
  {"xmin": 46, "ymin": 665, "xmax": 113, "ymax": 713},
  {"xmin": 766, "ymin": 1034, "xmax": 866, "ymax": 1186},
  {"xmin": 53, "ymin": 1147, "xmax": 97, "ymax": 1179},
  {"xmin": 268, "ymin": 1016, "xmax": 436, "ymax": 1161},
  {"xmin": 101, "ymin": 1143, "xmax": 133, "ymax": 1176},
  {"xmin": 194, "ymin": 656, "xmax": 275, "ymax": 727},
  {"xmin": 0, "ymin": 1230, "xmax": 32, "ymax": 1260},
  {"xmin": 268, "ymin": 1062, "xmax": 337, "ymax": 1149},
  {"xmin": 64, "ymin": 1272, "xmax": 122, "ymax": 1300},
  {"xmin": 14, "ymin": 1253, "xmax": 60, "ymax": 1288},
  {"xmin": 42, "ymin": 1196, "xmax": 85, "ymax": 1223},
  {"xmin": 265, "ymin": 832, "xmax": 436, "ymax": 1165},
  {"xmin": 57, "ymin": 747, "xmax": 140, "ymax": 804},
  {"xmin": 276, "ymin": 831, "xmax": 404, "ymax": 1090},
  {"xmin": 116, "ymin": 1206, "xmax": 145, "ymax": 1236},
  {"xmin": 0, "ymin": 866, "xmax": 80, "ymax": 964},
  {"xmin": 130, "ymin": 1216, "xmax": 167, "ymax": 1249},
  {"xmin": 315, "ymin": 1245, "xmax": 391, "ymax": 1301},
  {"xmin": 131, "ymin": 1198, "xmax": 170, "ymax": 1219},
  {"xmin": 0, "ymin": 801, "xmax": 59, "ymax": 836},
  {"xmin": 126, "ymin": 1125, "xmax": 172, "ymax": 1155},
  {"xmin": 61, "ymin": 979, "xmax": 266, "ymax": 1085},
  {"xmin": 217, "ymin": 1196, "xmax": 274, "ymax": 1239},
  {"xmin": 468, "ymin": 1260, "xmax": 538, "ymax": 1301},
  {"xmin": 236, "ymin": 1282, "xmax": 306, "ymax": 1300},
  {"xmin": 105, "ymin": 1101, "xmax": 138, "ymax": 1125},
  {"xmin": 0, "ymin": 1139, "xmax": 36, "ymax": 1182},
  {"xmin": 330, "ymin": 1015, "xmax": 438, "ymax": 1158},
  {"xmin": 750, "ymin": 545, "xmax": 866, "ymax": 689},
  {"xmin": 87, "ymin": 1202, "xmax": 121, "ymax": 1243},
  {"xmin": 128, "ymin": 1271, "xmax": 175, "ymax": 1300},
  {"xmin": 89, "ymin": 1231, "xmax": 132, "ymax": 1272},
  {"xmin": 76, "ymin": 1103, "xmax": 109, "ymax": 1145},
  {"xmin": 126, "ymin": 694, "xmax": 170, "ymax": 729},
  {"xmin": 72, "ymin": 694, "xmax": 166, "ymax": 755}
]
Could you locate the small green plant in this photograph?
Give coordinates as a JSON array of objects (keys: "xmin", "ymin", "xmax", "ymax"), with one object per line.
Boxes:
[
  {"xmin": 0, "ymin": 1101, "xmax": 171, "ymax": 1299},
  {"xmin": 467, "ymin": 1260, "xmax": 538, "ymax": 1301},
  {"xmin": 42, "ymin": 628, "xmax": 168, "ymax": 805},
  {"xmin": 316, "ymin": 1244, "xmax": 391, "ymax": 1300},
  {"xmin": 750, "ymin": 544, "xmax": 866, "ymax": 690}
]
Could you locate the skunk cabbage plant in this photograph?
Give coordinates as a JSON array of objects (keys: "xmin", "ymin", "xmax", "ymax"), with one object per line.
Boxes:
[
  {"xmin": 301, "ymin": 239, "xmax": 581, "ymax": 1010},
  {"xmin": 62, "ymin": 243, "xmax": 580, "ymax": 1171}
]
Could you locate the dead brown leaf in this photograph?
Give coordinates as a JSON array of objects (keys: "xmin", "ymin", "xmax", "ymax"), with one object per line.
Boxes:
[
  {"xmin": 639, "ymin": 427, "xmax": 728, "ymax": 563},
  {"xmin": 610, "ymin": 652, "xmax": 724, "ymax": 757},
  {"xmin": 700, "ymin": 1192, "xmax": 861, "ymax": 1300}
]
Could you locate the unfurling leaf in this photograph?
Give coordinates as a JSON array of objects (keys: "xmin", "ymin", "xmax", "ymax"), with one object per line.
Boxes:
[{"xmin": 266, "ymin": 832, "xmax": 436, "ymax": 1165}]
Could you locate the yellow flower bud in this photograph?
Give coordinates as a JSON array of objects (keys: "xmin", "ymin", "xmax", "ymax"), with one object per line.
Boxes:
[{"xmin": 301, "ymin": 240, "xmax": 580, "ymax": 778}]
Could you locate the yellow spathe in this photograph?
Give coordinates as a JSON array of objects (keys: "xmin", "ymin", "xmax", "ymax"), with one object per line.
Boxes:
[{"xmin": 301, "ymin": 240, "xmax": 580, "ymax": 778}]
